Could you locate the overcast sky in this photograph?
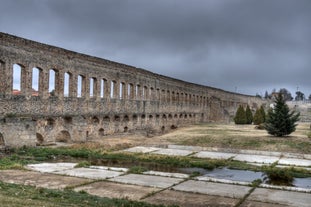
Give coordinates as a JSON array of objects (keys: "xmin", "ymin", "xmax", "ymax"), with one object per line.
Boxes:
[{"xmin": 1, "ymin": 0, "xmax": 310, "ymax": 97}]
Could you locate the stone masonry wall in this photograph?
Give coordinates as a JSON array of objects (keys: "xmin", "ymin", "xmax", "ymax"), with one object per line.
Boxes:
[{"xmin": 0, "ymin": 32, "xmax": 266, "ymax": 147}]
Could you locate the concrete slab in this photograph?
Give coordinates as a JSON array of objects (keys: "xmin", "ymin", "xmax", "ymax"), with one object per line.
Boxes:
[
  {"xmin": 248, "ymin": 188, "xmax": 311, "ymax": 207},
  {"xmin": 196, "ymin": 176, "xmax": 251, "ymax": 186},
  {"xmin": 89, "ymin": 165, "xmax": 128, "ymax": 172},
  {"xmin": 240, "ymin": 201, "xmax": 287, "ymax": 207},
  {"xmin": 74, "ymin": 181, "xmax": 160, "ymax": 200},
  {"xmin": 54, "ymin": 167, "xmax": 124, "ymax": 179},
  {"xmin": 193, "ymin": 151, "xmax": 237, "ymax": 159},
  {"xmin": 0, "ymin": 170, "xmax": 91, "ymax": 189},
  {"xmin": 151, "ymin": 148, "xmax": 194, "ymax": 156},
  {"xmin": 173, "ymin": 180, "xmax": 251, "ymax": 198},
  {"xmin": 143, "ymin": 170, "xmax": 189, "ymax": 179},
  {"xmin": 123, "ymin": 146, "xmax": 160, "ymax": 153},
  {"xmin": 143, "ymin": 189, "xmax": 239, "ymax": 207},
  {"xmin": 233, "ymin": 154, "xmax": 279, "ymax": 164},
  {"xmin": 109, "ymin": 174, "xmax": 183, "ymax": 188},
  {"xmin": 167, "ymin": 144, "xmax": 203, "ymax": 152},
  {"xmin": 278, "ymin": 158, "xmax": 311, "ymax": 167},
  {"xmin": 26, "ymin": 162, "xmax": 76, "ymax": 173}
]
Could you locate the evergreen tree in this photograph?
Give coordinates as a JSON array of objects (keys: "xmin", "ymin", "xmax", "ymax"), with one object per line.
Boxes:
[
  {"xmin": 253, "ymin": 105, "xmax": 266, "ymax": 125},
  {"xmin": 245, "ymin": 105, "xmax": 253, "ymax": 124},
  {"xmin": 265, "ymin": 94, "xmax": 300, "ymax": 137},
  {"xmin": 260, "ymin": 105, "xmax": 266, "ymax": 123},
  {"xmin": 234, "ymin": 105, "xmax": 247, "ymax": 124}
]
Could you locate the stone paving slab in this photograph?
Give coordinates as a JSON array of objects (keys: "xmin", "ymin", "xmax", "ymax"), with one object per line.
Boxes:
[
  {"xmin": 26, "ymin": 162, "xmax": 77, "ymax": 173},
  {"xmin": 143, "ymin": 189, "xmax": 239, "ymax": 207},
  {"xmin": 193, "ymin": 151, "xmax": 237, "ymax": 159},
  {"xmin": 240, "ymin": 201, "xmax": 287, "ymax": 207},
  {"xmin": 89, "ymin": 165, "xmax": 128, "ymax": 172},
  {"xmin": 54, "ymin": 167, "xmax": 124, "ymax": 179},
  {"xmin": 74, "ymin": 181, "xmax": 160, "ymax": 200},
  {"xmin": 151, "ymin": 148, "xmax": 194, "ymax": 156},
  {"xmin": 123, "ymin": 146, "xmax": 160, "ymax": 153},
  {"xmin": 143, "ymin": 170, "xmax": 189, "ymax": 179},
  {"xmin": 247, "ymin": 188, "xmax": 311, "ymax": 207},
  {"xmin": 167, "ymin": 144, "xmax": 203, "ymax": 152},
  {"xmin": 173, "ymin": 180, "xmax": 251, "ymax": 198},
  {"xmin": 0, "ymin": 170, "xmax": 91, "ymax": 189},
  {"xmin": 109, "ymin": 174, "xmax": 183, "ymax": 188},
  {"xmin": 278, "ymin": 158, "xmax": 311, "ymax": 167},
  {"xmin": 233, "ymin": 154, "xmax": 279, "ymax": 164}
]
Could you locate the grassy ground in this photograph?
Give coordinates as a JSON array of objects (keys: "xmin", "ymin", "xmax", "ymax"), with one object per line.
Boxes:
[{"xmin": 160, "ymin": 123, "xmax": 311, "ymax": 153}]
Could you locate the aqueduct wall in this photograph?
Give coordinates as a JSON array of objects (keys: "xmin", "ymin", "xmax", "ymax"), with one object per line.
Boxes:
[{"xmin": 0, "ymin": 32, "xmax": 266, "ymax": 147}]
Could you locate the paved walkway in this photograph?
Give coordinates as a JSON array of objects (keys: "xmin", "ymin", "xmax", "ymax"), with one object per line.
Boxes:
[{"xmin": 0, "ymin": 145, "xmax": 311, "ymax": 207}]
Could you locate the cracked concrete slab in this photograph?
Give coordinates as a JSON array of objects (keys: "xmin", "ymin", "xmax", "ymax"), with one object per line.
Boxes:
[
  {"xmin": 26, "ymin": 162, "xmax": 77, "ymax": 173},
  {"xmin": 74, "ymin": 181, "xmax": 160, "ymax": 200},
  {"xmin": 109, "ymin": 174, "xmax": 183, "ymax": 188},
  {"xmin": 0, "ymin": 170, "xmax": 91, "ymax": 189},
  {"xmin": 278, "ymin": 158, "xmax": 311, "ymax": 167},
  {"xmin": 247, "ymin": 188, "xmax": 311, "ymax": 207},
  {"xmin": 122, "ymin": 146, "xmax": 160, "ymax": 153},
  {"xmin": 89, "ymin": 166, "xmax": 128, "ymax": 172},
  {"xmin": 54, "ymin": 167, "xmax": 124, "ymax": 179},
  {"xmin": 143, "ymin": 189, "xmax": 239, "ymax": 207},
  {"xmin": 173, "ymin": 180, "xmax": 251, "ymax": 198},
  {"xmin": 233, "ymin": 154, "xmax": 279, "ymax": 164},
  {"xmin": 151, "ymin": 148, "xmax": 194, "ymax": 156},
  {"xmin": 167, "ymin": 144, "xmax": 203, "ymax": 151},
  {"xmin": 193, "ymin": 151, "xmax": 237, "ymax": 159}
]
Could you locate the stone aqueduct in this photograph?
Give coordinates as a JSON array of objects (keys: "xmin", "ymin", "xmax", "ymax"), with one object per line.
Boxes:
[{"xmin": 0, "ymin": 32, "xmax": 265, "ymax": 147}]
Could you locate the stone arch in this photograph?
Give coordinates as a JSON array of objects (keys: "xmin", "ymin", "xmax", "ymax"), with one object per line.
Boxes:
[
  {"xmin": 32, "ymin": 67, "xmax": 42, "ymax": 96},
  {"xmin": 170, "ymin": 125, "xmax": 177, "ymax": 129},
  {"xmin": 123, "ymin": 115, "xmax": 129, "ymax": 122},
  {"xmin": 114, "ymin": 115, "xmax": 120, "ymax": 121},
  {"xmin": 98, "ymin": 128, "xmax": 105, "ymax": 136},
  {"xmin": 63, "ymin": 116, "xmax": 73, "ymax": 124},
  {"xmin": 103, "ymin": 115, "xmax": 110, "ymax": 122},
  {"xmin": 161, "ymin": 126, "xmax": 165, "ymax": 133},
  {"xmin": 47, "ymin": 118, "xmax": 55, "ymax": 127},
  {"xmin": 149, "ymin": 115, "xmax": 153, "ymax": 119},
  {"xmin": 132, "ymin": 114, "xmax": 138, "ymax": 123},
  {"xmin": 92, "ymin": 116, "xmax": 100, "ymax": 124},
  {"xmin": 174, "ymin": 114, "xmax": 178, "ymax": 118},
  {"xmin": 0, "ymin": 132, "xmax": 5, "ymax": 146},
  {"xmin": 141, "ymin": 114, "xmax": 146, "ymax": 119},
  {"xmin": 55, "ymin": 130, "xmax": 71, "ymax": 143},
  {"xmin": 168, "ymin": 114, "xmax": 173, "ymax": 119},
  {"xmin": 36, "ymin": 133, "xmax": 44, "ymax": 145},
  {"xmin": 124, "ymin": 126, "xmax": 128, "ymax": 132}
]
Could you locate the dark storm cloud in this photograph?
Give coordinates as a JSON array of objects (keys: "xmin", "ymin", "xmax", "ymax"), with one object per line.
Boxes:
[{"xmin": 1, "ymin": 0, "xmax": 311, "ymax": 96}]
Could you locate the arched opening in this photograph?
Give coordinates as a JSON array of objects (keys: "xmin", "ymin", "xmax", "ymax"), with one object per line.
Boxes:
[
  {"xmin": 149, "ymin": 115, "xmax": 153, "ymax": 119},
  {"xmin": 0, "ymin": 133, "xmax": 5, "ymax": 146},
  {"xmin": 174, "ymin": 114, "xmax": 178, "ymax": 118},
  {"xmin": 63, "ymin": 116, "xmax": 73, "ymax": 124},
  {"xmin": 98, "ymin": 128, "xmax": 105, "ymax": 136},
  {"xmin": 133, "ymin": 114, "xmax": 138, "ymax": 123},
  {"xmin": 49, "ymin": 69, "xmax": 57, "ymax": 96},
  {"xmin": 103, "ymin": 116, "xmax": 110, "ymax": 122},
  {"xmin": 110, "ymin": 80, "xmax": 116, "ymax": 98},
  {"xmin": 36, "ymin": 133, "xmax": 44, "ymax": 145},
  {"xmin": 161, "ymin": 126, "xmax": 165, "ymax": 133},
  {"xmin": 47, "ymin": 118, "xmax": 55, "ymax": 126},
  {"xmin": 128, "ymin": 83, "xmax": 134, "ymax": 99},
  {"xmin": 168, "ymin": 114, "xmax": 173, "ymax": 119},
  {"xmin": 13, "ymin": 64, "xmax": 22, "ymax": 95},
  {"xmin": 77, "ymin": 75, "xmax": 85, "ymax": 97},
  {"xmin": 124, "ymin": 115, "xmax": 129, "ymax": 122},
  {"xmin": 90, "ymin": 77, "xmax": 96, "ymax": 97},
  {"xmin": 124, "ymin": 126, "xmax": 128, "ymax": 132},
  {"xmin": 170, "ymin": 125, "xmax": 177, "ymax": 130},
  {"xmin": 56, "ymin": 130, "xmax": 71, "ymax": 143},
  {"xmin": 32, "ymin": 67, "xmax": 41, "ymax": 96},
  {"xmin": 92, "ymin": 116, "xmax": 99, "ymax": 124},
  {"xmin": 64, "ymin": 72, "xmax": 71, "ymax": 97},
  {"xmin": 179, "ymin": 114, "xmax": 183, "ymax": 118},
  {"xmin": 100, "ymin": 79, "xmax": 107, "ymax": 98},
  {"xmin": 141, "ymin": 114, "xmax": 146, "ymax": 119},
  {"xmin": 120, "ymin": 82, "xmax": 125, "ymax": 99},
  {"xmin": 162, "ymin": 114, "xmax": 167, "ymax": 120},
  {"xmin": 114, "ymin": 115, "xmax": 120, "ymax": 122}
]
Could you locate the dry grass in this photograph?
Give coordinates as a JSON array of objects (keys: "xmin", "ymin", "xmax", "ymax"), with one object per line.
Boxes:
[{"xmin": 69, "ymin": 123, "xmax": 311, "ymax": 154}]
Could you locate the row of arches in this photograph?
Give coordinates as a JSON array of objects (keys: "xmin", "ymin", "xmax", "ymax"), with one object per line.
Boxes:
[{"xmin": 9, "ymin": 63, "xmax": 209, "ymax": 106}]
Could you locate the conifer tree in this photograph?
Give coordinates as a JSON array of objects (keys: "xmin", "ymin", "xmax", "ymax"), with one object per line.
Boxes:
[
  {"xmin": 253, "ymin": 105, "xmax": 266, "ymax": 125},
  {"xmin": 265, "ymin": 94, "xmax": 300, "ymax": 137},
  {"xmin": 245, "ymin": 105, "xmax": 253, "ymax": 124},
  {"xmin": 234, "ymin": 105, "xmax": 247, "ymax": 124}
]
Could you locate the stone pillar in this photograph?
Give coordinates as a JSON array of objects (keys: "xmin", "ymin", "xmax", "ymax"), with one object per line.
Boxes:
[
  {"xmin": 70, "ymin": 73, "xmax": 77, "ymax": 98},
  {"xmin": 22, "ymin": 65, "xmax": 32, "ymax": 97},
  {"xmin": 40, "ymin": 69, "xmax": 49, "ymax": 99},
  {"xmin": 4, "ymin": 61, "xmax": 12, "ymax": 96}
]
